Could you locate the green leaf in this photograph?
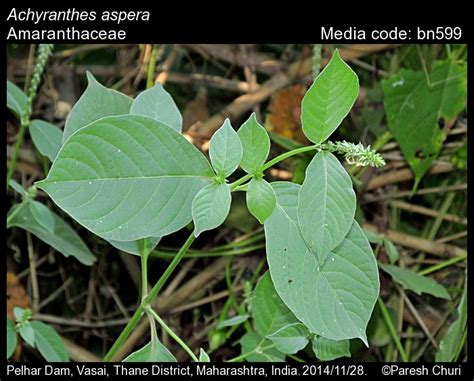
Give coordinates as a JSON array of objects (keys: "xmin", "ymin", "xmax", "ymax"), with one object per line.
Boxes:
[
  {"xmin": 13, "ymin": 307, "xmax": 26, "ymax": 322},
  {"xmin": 209, "ymin": 119, "xmax": 243, "ymax": 177},
  {"xmin": 267, "ymin": 323, "xmax": 309, "ymax": 354},
  {"xmin": 383, "ymin": 239, "xmax": 399, "ymax": 264},
  {"xmin": 312, "ymin": 336, "xmax": 351, "ymax": 361},
  {"xmin": 383, "ymin": 60, "xmax": 467, "ymax": 187},
  {"xmin": 436, "ymin": 282, "xmax": 467, "ymax": 361},
  {"xmin": 108, "ymin": 237, "xmax": 161, "ymax": 256},
  {"xmin": 7, "ymin": 80, "xmax": 28, "ymax": 119},
  {"xmin": 123, "ymin": 331, "xmax": 176, "ymax": 362},
  {"xmin": 253, "ymin": 271, "xmax": 300, "ymax": 338},
  {"xmin": 62, "ymin": 72, "xmax": 132, "ymax": 143},
  {"xmin": 130, "ymin": 83, "xmax": 182, "ymax": 133},
  {"xmin": 298, "ymin": 152, "xmax": 356, "ymax": 263},
  {"xmin": 8, "ymin": 202, "xmax": 96, "ymax": 266},
  {"xmin": 30, "ymin": 201, "xmax": 55, "ymax": 233},
  {"xmin": 379, "ymin": 263, "xmax": 450, "ymax": 299},
  {"xmin": 37, "ymin": 115, "xmax": 213, "ymax": 242},
  {"xmin": 216, "ymin": 315, "xmax": 249, "ymax": 329},
  {"xmin": 363, "ymin": 229, "xmax": 384, "ymax": 244},
  {"xmin": 19, "ymin": 324, "xmax": 35, "ymax": 347},
  {"xmin": 8, "ymin": 179, "xmax": 26, "ymax": 196},
  {"xmin": 237, "ymin": 113, "xmax": 270, "ymax": 174},
  {"xmin": 246, "ymin": 178, "xmax": 276, "ymax": 224},
  {"xmin": 198, "ymin": 348, "xmax": 211, "ymax": 362},
  {"xmin": 240, "ymin": 332, "xmax": 285, "ymax": 362},
  {"xmin": 7, "ymin": 318, "xmax": 17, "ymax": 359},
  {"xmin": 29, "ymin": 120, "xmax": 63, "ymax": 162},
  {"xmin": 265, "ymin": 182, "xmax": 379, "ymax": 344},
  {"xmin": 30, "ymin": 321, "xmax": 69, "ymax": 362},
  {"xmin": 192, "ymin": 182, "xmax": 231, "ymax": 237},
  {"xmin": 301, "ymin": 50, "xmax": 359, "ymax": 144}
]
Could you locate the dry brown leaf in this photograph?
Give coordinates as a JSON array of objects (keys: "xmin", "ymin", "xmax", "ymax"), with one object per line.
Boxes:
[
  {"xmin": 7, "ymin": 272, "xmax": 29, "ymax": 361},
  {"xmin": 183, "ymin": 87, "xmax": 209, "ymax": 132},
  {"xmin": 265, "ymin": 84, "xmax": 308, "ymax": 144}
]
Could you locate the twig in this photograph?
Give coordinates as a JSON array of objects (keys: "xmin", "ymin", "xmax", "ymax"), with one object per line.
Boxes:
[
  {"xmin": 26, "ymin": 232, "xmax": 40, "ymax": 312},
  {"xmin": 399, "ymin": 287, "xmax": 438, "ymax": 349},
  {"xmin": 33, "ymin": 313, "xmax": 129, "ymax": 328},
  {"xmin": 156, "ymin": 46, "xmax": 178, "ymax": 85},
  {"xmin": 167, "ymin": 72, "xmax": 256, "ymax": 93},
  {"xmin": 390, "ymin": 200, "xmax": 467, "ymax": 225},
  {"xmin": 365, "ymin": 162, "xmax": 454, "ymax": 191},
  {"xmin": 363, "ymin": 223, "xmax": 466, "ymax": 258},
  {"xmin": 363, "ymin": 183, "xmax": 467, "ymax": 203},
  {"xmin": 38, "ymin": 277, "xmax": 73, "ymax": 310}
]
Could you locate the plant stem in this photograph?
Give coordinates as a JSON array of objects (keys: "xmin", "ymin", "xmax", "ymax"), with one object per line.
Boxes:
[
  {"xmin": 139, "ymin": 238, "xmax": 149, "ymax": 301},
  {"xmin": 227, "ymin": 343, "xmax": 275, "ymax": 362},
  {"xmin": 229, "ymin": 145, "xmax": 318, "ymax": 189},
  {"xmin": 146, "ymin": 306, "xmax": 198, "ymax": 362},
  {"xmin": 418, "ymin": 254, "xmax": 467, "ymax": 276},
  {"xmin": 102, "ymin": 232, "xmax": 195, "ymax": 362},
  {"xmin": 7, "ymin": 44, "xmax": 53, "ymax": 188},
  {"xmin": 146, "ymin": 45, "xmax": 158, "ymax": 89},
  {"xmin": 377, "ymin": 297, "xmax": 409, "ymax": 362}
]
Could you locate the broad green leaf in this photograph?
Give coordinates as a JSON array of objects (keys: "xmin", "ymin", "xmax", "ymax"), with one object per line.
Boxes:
[
  {"xmin": 298, "ymin": 152, "xmax": 356, "ymax": 263},
  {"xmin": 301, "ymin": 50, "xmax": 359, "ymax": 144},
  {"xmin": 7, "ymin": 318, "xmax": 17, "ymax": 359},
  {"xmin": 237, "ymin": 113, "xmax": 270, "ymax": 174},
  {"xmin": 253, "ymin": 271, "xmax": 300, "ymax": 337},
  {"xmin": 267, "ymin": 323, "xmax": 309, "ymax": 354},
  {"xmin": 19, "ymin": 324, "xmax": 35, "ymax": 347},
  {"xmin": 312, "ymin": 336, "xmax": 351, "ymax": 361},
  {"xmin": 383, "ymin": 60, "xmax": 467, "ymax": 187},
  {"xmin": 240, "ymin": 332, "xmax": 285, "ymax": 362},
  {"xmin": 37, "ymin": 115, "xmax": 213, "ymax": 242},
  {"xmin": 246, "ymin": 178, "xmax": 276, "ymax": 224},
  {"xmin": 198, "ymin": 348, "xmax": 211, "ymax": 362},
  {"xmin": 8, "ymin": 202, "xmax": 96, "ymax": 266},
  {"xmin": 436, "ymin": 282, "xmax": 467, "ymax": 361},
  {"xmin": 383, "ymin": 239, "xmax": 399, "ymax": 264},
  {"xmin": 192, "ymin": 182, "xmax": 231, "ymax": 237},
  {"xmin": 216, "ymin": 315, "xmax": 249, "ymax": 329},
  {"xmin": 130, "ymin": 83, "xmax": 182, "ymax": 133},
  {"xmin": 29, "ymin": 120, "xmax": 63, "ymax": 161},
  {"xmin": 265, "ymin": 182, "xmax": 379, "ymax": 344},
  {"xmin": 123, "ymin": 334, "xmax": 176, "ymax": 362},
  {"xmin": 30, "ymin": 321, "xmax": 69, "ymax": 362},
  {"xmin": 379, "ymin": 263, "xmax": 450, "ymax": 300},
  {"xmin": 108, "ymin": 237, "xmax": 161, "ymax": 256},
  {"xmin": 9, "ymin": 179, "xmax": 26, "ymax": 196},
  {"xmin": 30, "ymin": 201, "xmax": 55, "ymax": 233},
  {"xmin": 62, "ymin": 72, "xmax": 132, "ymax": 143},
  {"xmin": 7, "ymin": 80, "xmax": 28, "ymax": 119},
  {"xmin": 209, "ymin": 119, "xmax": 243, "ymax": 177}
]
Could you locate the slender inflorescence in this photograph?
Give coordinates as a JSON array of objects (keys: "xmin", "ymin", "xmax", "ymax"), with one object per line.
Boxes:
[{"xmin": 318, "ymin": 140, "xmax": 386, "ymax": 168}]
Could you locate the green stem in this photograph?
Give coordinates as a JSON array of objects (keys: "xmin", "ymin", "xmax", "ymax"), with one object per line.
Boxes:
[
  {"xmin": 146, "ymin": 306, "xmax": 198, "ymax": 362},
  {"xmin": 227, "ymin": 343, "xmax": 275, "ymax": 362},
  {"xmin": 140, "ymin": 238, "xmax": 149, "ymax": 301},
  {"xmin": 102, "ymin": 232, "xmax": 196, "ymax": 362},
  {"xmin": 418, "ymin": 254, "xmax": 467, "ymax": 276},
  {"xmin": 377, "ymin": 297, "xmax": 409, "ymax": 362},
  {"xmin": 150, "ymin": 243, "xmax": 265, "ymax": 259},
  {"xmin": 229, "ymin": 145, "xmax": 318, "ymax": 189},
  {"xmin": 146, "ymin": 45, "xmax": 158, "ymax": 89},
  {"xmin": 7, "ymin": 121, "xmax": 29, "ymax": 189}
]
